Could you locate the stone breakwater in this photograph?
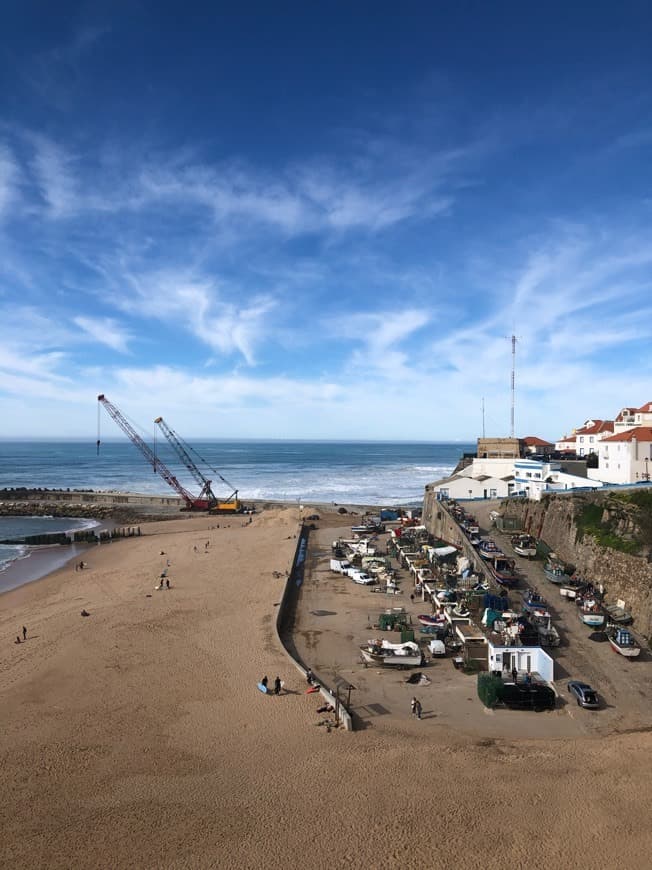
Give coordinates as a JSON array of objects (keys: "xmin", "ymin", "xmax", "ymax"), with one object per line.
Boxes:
[{"xmin": 0, "ymin": 500, "xmax": 179, "ymax": 525}]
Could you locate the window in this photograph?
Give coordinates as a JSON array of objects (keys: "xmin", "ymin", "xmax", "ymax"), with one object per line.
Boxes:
[
  {"xmin": 590, "ymin": 436, "xmax": 594, "ymax": 443},
  {"xmin": 579, "ymin": 436, "xmax": 584, "ymax": 443},
  {"xmin": 490, "ymin": 488, "xmax": 497, "ymax": 498}
]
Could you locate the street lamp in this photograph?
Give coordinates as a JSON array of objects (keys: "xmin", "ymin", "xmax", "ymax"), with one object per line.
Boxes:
[{"xmin": 644, "ymin": 457, "xmax": 650, "ymax": 482}]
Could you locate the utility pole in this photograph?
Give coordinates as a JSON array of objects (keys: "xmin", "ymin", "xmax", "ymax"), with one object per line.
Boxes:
[{"xmin": 482, "ymin": 397, "xmax": 486, "ymax": 439}]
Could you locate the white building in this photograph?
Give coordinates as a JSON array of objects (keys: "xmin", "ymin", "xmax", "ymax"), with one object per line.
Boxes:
[
  {"xmin": 590, "ymin": 426, "xmax": 652, "ymax": 485},
  {"xmin": 426, "ymin": 459, "xmax": 514, "ymax": 501},
  {"xmin": 513, "ymin": 459, "xmax": 603, "ymax": 500},
  {"xmin": 613, "ymin": 402, "xmax": 652, "ymax": 435},
  {"xmin": 556, "ymin": 418, "xmax": 614, "ymax": 457},
  {"xmin": 487, "ymin": 641, "xmax": 555, "ymax": 682}
]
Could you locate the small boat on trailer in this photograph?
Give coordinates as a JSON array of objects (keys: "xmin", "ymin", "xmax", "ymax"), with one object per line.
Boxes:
[
  {"xmin": 521, "ymin": 588, "xmax": 549, "ymax": 614},
  {"xmin": 578, "ymin": 599, "xmax": 606, "ymax": 627},
  {"xmin": 417, "ymin": 613, "xmax": 447, "ymax": 627},
  {"xmin": 478, "ymin": 539, "xmax": 503, "ymax": 559},
  {"xmin": 486, "ymin": 555, "xmax": 520, "ymax": 588},
  {"xmin": 511, "ymin": 534, "xmax": 537, "ymax": 558},
  {"xmin": 606, "ymin": 627, "xmax": 640, "ymax": 658},
  {"xmin": 360, "ymin": 639, "xmax": 423, "ymax": 667}
]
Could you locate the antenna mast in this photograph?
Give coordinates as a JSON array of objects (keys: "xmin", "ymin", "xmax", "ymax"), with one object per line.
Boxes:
[
  {"xmin": 510, "ymin": 334, "xmax": 517, "ymax": 438},
  {"xmin": 482, "ymin": 397, "xmax": 485, "ymax": 439}
]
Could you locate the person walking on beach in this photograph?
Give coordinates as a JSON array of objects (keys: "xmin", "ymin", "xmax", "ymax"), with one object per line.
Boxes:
[
  {"xmin": 261, "ymin": 676, "xmax": 268, "ymax": 690},
  {"xmin": 410, "ymin": 697, "xmax": 422, "ymax": 719},
  {"xmin": 165, "ymin": 578, "xmax": 170, "ymax": 589},
  {"xmin": 306, "ymin": 668, "xmax": 314, "ymax": 685},
  {"xmin": 274, "ymin": 676, "xmax": 282, "ymax": 695},
  {"xmin": 22, "ymin": 626, "xmax": 27, "ymax": 641}
]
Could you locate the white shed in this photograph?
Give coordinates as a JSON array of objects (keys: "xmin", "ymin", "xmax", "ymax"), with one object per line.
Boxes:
[{"xmin": 487, "ymin": 640, "xmax": 555, "ymax": 683}]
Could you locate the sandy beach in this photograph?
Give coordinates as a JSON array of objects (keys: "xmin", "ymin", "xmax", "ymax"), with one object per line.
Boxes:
[{"xmin": 2, "ymin": 506, "xmax": 652, "ymax": 869}]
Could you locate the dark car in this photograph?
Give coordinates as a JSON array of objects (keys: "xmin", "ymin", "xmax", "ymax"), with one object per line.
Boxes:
[
  {"xmin": 306, "ymin": 514, "xmax": 320, "ymax": 520},
  {"xmin": 500, "ymin": 682, "xmax": 556, "ymax": 711},
  {"xmin": 567, "ymin": 681, "xmax": 600, "ymax": 709}
]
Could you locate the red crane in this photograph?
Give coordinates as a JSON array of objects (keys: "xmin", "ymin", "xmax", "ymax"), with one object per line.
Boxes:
[
  {"xmin": 154, "ymin": 416, "xmax": 217, "ymax": 509},
  {"xmin": 97, "ymin": 394, "xmax": 210, "ymax": 510}
]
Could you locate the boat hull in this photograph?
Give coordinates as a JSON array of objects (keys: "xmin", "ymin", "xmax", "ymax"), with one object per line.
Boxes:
[
  {"xmin": 579, "ymin": 612, "xmax": 606, "ymax": 627},
  {"xmin": 608, "ymin": 638, "xmax": 640, "ymax": 657},
  {"xmin": 360, "ymin": 647, "xmax": 423, "ymax": 667},
  {"xmin": 417, "ymin": 614, "xmax": 446, "ymax": 627}
]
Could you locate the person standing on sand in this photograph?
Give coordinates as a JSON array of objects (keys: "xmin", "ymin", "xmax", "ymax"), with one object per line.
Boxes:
[
  {"xmin": 306, "ymin": 668, "xmax": 314, "ymax": 685},
  {"xmin": 22, "ymin": 626, "xmax": 27, "ymax": 641},
  {"xmin": 165, "ymin": 578, "xmax": 170, "ymax": 589},
  {"xmin": 411, "ymin": 697, "xmax": 422, "ymax": 719},
  {"xmin": 274, "ymin": 676, "xmax": 281, "ymax": 695}
]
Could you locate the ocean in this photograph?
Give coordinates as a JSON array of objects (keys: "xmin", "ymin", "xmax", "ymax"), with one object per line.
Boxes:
[{"xmin": 0, "ymin": 439, "xmax": 470, "ymax": 581}]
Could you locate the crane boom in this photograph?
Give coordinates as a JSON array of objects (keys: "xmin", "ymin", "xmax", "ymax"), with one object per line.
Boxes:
[
  {"xmin": 97, "ymin": 394, "xmax": 200, "ymax": 509},
  {"xmin": 154, "ymin": 417, "xmax": 217, "ymax": 508}
]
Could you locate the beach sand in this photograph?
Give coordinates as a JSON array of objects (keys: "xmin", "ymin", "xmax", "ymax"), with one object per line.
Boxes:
[{"xmin": 1, "ymin": 507, "xmax": 651, "ymax": 869}]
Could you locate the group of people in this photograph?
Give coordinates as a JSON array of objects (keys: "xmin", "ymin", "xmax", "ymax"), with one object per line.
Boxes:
[{"xmin": 261, "ymin": 675, "xmax": 283, "ymax": 695}]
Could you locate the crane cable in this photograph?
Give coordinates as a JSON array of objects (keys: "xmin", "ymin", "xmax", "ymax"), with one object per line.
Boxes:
[{"xmin": 180, "ymin": 439, "xmax": 237, "ymax": 492}]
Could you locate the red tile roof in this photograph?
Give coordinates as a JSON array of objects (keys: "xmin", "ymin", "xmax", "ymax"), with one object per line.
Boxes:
[
  {"xmin": 602, "ymin": 426, "xmax": 652, "ymax": 443},
  {"xmin": 522, "ymin": 436, "xmax": 554, "ymax": 446},
  {"xmin": 638, "ymin": 401, "xmax": 652, "ymax": 413},
  {"xmin": 576, "ymin": 420, "xmax": 614, "ymax": 435}
]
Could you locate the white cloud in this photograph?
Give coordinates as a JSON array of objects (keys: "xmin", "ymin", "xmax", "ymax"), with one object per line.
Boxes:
[
  {"xmin": 115, "ymin": 267, "xmax": 275, "ymax": 365},
  {"xmin": 30, "ymin": 135, "xmax": 79, "ymax": 218},
  {"xmin": 0, "ymin": 143, "xmax": 20, "ymax": 217},
  {"xmin": 73, "ymin": 315, "xmax": 132, "ymax": 353}
]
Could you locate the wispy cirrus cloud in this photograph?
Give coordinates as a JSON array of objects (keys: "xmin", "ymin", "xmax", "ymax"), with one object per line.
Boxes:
[
  {"xmin": 73, "ymin": 315, "xmax": 133, "ymax": 353},
  {"xmin": 0, "ymin": 143, "xmax": 20, "ymax": 217},
  {"xmin": 113, "ymin": 267, "xmax": 276, "ymax": 365}
]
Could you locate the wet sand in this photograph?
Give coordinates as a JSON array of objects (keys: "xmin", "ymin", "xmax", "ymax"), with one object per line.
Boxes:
[{"xmin": 1, "ymin": 507, "xmax": 651, "ymax": 869}]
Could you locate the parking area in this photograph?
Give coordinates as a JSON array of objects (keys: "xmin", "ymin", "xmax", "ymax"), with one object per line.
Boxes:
[{"xmin": 292, "ymin": 510, "xmax": 652, "ymax": 737}]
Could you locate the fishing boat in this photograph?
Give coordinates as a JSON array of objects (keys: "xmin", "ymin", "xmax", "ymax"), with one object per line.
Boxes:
[
  {"xmin": 478, "ymin": 539, "xmax": 504, "ymax": 559},
  {"xmin": 544, "ymin": 559, "xmax": 567, "ymax": 584},
  {"xmin": 511, "ymin": 534, "xmax": 537, "ymax": 558},
  {"xmin": 602, "ymin": 603, "xmax": 633, "ymax": 625},
  {"xmin": 606, "ymin": 627, "xmax": 641, "ymax": 658},
  {"xmin": 529, "ymin": 611, "xmax": 561, "ymax": 647},
  {"xmin": 417, "ymin": 613, "xmax": 447, "ymax": 627},
  {"xmin": 578, "ymin": 599, "xmax": 606, "ymax": 627},
  {"xmin": 521, "ymin": 588, "xmax": 549, "ymax": 614},
  {"xmin": 486, "ymin": 555, "xmax": 520, "ymax": 587},
  {"xmin": 359, "ymin": 639, "xmax": 423, "ymax": 668}
]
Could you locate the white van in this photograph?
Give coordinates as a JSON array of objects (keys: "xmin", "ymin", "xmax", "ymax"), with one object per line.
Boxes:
[{"xmin": 330, "ymin": 558, "xmax": 352, "ymax": 574}]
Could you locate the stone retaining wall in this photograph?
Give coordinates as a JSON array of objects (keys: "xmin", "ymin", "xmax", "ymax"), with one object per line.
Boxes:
[{"xmin": 274, "ymin": 524, "xmax": 353, "ymax": 731}]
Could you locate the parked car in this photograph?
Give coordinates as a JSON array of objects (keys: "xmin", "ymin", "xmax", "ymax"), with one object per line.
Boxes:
[
  {"xmin": 349, "ymin": 571, "xmax": 375, "ymax": 585},
  {"xmin": 500, "ymin": 682, "xmax": 556, "ymax": 711},
  {"xmin": 567, "ymin": 681, "xmax": 600, "ymax": 709},
  {"xmin": 307, "ymin": 514, "xmax": 320, "ymax": 520},
  {"xmin": 428, "ymin": 639, "xmax": 446, "ymax": 656}
]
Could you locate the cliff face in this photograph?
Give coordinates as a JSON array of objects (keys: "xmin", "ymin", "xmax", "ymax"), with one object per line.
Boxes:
[{"xmin": 497, "ymin": 493, "xmax": 652, "ymax": 641}]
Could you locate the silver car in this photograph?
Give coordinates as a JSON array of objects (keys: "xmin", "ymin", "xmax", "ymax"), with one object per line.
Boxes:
[{"xmin": 567, "ymin": 681, "xmax": 600, "ymax": 709}]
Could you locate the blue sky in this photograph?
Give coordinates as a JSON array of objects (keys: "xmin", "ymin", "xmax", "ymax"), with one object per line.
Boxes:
[{"xmin": 1, "ymin": 1, "xmax": 652, "ymax": 440}]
